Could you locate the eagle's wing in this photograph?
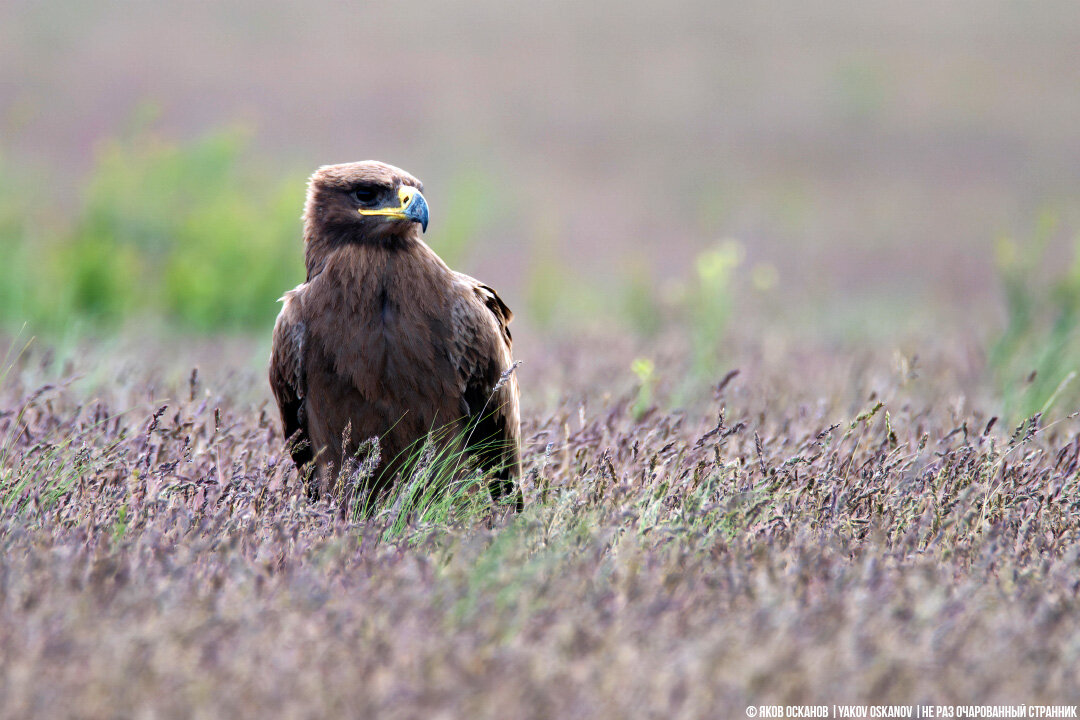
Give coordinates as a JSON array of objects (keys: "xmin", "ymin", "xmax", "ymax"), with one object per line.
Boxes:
[
  {"xmin": 269, "ymin": 286, "xmax": 313, "ymax": 475},
  {"xmin": 451, "ymin": 274, "xmax": 522, "ymax": 509}
]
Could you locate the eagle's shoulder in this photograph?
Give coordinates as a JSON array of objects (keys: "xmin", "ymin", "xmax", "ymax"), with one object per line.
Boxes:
[
  {"xmin": 277, "ymin": 282, "xmax": 308, "ymax": 306},
  {"xmin": 451, "ymin": 272, "xmax": 513, "ymax": 345},
  {"xmin": 472, "ymin": 280, "xmax": 513, "ymax": 327},
  {"xmin": 445, "ymin": 273, "xmax": 513, "ymax": 394}
]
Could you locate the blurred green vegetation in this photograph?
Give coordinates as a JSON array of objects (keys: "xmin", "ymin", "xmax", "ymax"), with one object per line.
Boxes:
[
  {"xmin": 685, "ymin": 240, "xmax": 743, "ymax": 378},
  {"xmin": 0, "ymin": 122, "xmax": 751, "ymax": 372},
  {"xmin": 622, "ymin": 240, "xmax": 745, "ymax": 409},
  {"xmin": 435, "ymin": 167, "xmax": 502, "ymax": 269},
  {"xmin": 0, "ymin": 125, "xmax": 306, "ymax": 332},
  {"xmin": 990, "ymin": 211, "xmax": 1080, "ymax": 423}
]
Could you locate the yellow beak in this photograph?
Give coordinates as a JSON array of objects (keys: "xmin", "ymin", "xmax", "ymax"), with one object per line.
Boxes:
[{"xmin": 357, "ymin": 186, "xmax": 429, "ymax": 232}]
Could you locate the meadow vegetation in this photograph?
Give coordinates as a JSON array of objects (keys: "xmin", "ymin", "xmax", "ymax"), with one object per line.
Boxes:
[{"xmin": 1, "ymin": 320, "xmax": 1080, "ymax": 716}]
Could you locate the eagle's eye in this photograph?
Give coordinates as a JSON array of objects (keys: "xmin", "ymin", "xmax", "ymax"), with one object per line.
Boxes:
[{"xmin": 352, "ymin": 187, "xmax": 378, "ymax": 204}]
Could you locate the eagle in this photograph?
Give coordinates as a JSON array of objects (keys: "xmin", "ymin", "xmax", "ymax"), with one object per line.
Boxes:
[{"xmin": 269, "ymin": 161, "xmax": 522, "ymax": 509}]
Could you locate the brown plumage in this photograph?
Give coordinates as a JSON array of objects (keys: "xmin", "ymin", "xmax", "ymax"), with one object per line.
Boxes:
[{"xmin": 269, "ymin": 160, "xmax": 521, "ymax": 508}]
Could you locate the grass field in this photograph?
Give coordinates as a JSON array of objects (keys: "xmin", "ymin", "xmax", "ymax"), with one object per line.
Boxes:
[{"xmin": 1, "ymin": 321, "xmax": 1078, "ymax": 718}]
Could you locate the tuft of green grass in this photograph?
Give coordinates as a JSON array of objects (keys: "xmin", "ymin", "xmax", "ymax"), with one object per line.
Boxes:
[
  {"xmin": 333, "ymin": 411, "xmax": 523, "ymax": 539},
  {"xmin": 685, "ymin": 239, "xmax": 742, "ymax": 379},
  {"xmin": 629, "ymin": 357, "xmax": 655, "ymax": 419},
  {"xmin": 989, "ymin": 211, "xmax": 1080, "ymax": 422}
]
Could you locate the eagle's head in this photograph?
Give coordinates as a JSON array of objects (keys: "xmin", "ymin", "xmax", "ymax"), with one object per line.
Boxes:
[{"xmin": 303, "ymin": 161, "xmax": 429, "ymax": 254}]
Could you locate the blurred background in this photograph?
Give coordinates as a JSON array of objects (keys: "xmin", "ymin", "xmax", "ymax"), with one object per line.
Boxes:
[{"xmin": 3, "ymin": 0, "xmax": 1080, "ymax": 415}]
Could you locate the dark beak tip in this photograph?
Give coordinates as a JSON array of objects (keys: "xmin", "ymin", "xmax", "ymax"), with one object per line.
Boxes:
[{"xmin": 410, "ymin": 192, "xmax": 429, "ymax": 233}]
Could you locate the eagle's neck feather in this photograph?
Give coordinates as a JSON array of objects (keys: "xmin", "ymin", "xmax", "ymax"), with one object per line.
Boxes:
[
  {"xmin": 311, "ymin": 237, "xmax": 452, "ymax": 304},
  {"xmin": 304, "ymin": 225, "xmax": 432, "ymax": 281}
]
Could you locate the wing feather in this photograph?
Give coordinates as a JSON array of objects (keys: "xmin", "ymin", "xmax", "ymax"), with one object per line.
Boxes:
[
  {"xmin": 451, "ymin": 274, "xmax": 522, "ymax": 508},
  {"xmin": 269, "ymin": 286, "xmax": 313, "ymax": 472}
]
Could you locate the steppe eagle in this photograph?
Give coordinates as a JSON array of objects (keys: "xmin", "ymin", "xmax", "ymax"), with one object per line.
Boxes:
[{"xmin": 269, "ymin": 161, "xmax": 522, "ymax": 508}]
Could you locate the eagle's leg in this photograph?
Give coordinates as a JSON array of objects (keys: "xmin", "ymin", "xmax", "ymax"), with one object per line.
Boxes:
[
  {"xmin": 282, "ymin": 429, "xmax": 320, "ymax": 501},
  {"xmin": 465, "ymin": 418, "xmax": 523, "ymax": 511},
  {"xmin": 304, "ymin": 465, "xmax": 321, "ymax": 502}
]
